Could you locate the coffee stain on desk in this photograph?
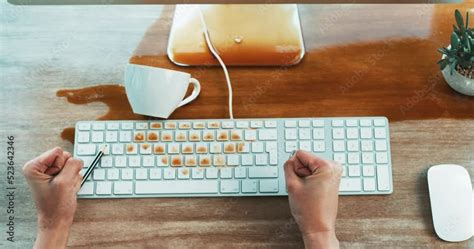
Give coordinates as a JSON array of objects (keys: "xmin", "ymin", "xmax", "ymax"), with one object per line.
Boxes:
[{"xmin": 57, "ymin": 84, "xmax": 146, "ymax": 143}]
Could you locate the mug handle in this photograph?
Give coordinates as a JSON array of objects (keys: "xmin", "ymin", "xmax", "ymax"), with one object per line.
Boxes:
[{"xmin": 177, "ymin": 78, "xmax": 201, "ymax": 108}]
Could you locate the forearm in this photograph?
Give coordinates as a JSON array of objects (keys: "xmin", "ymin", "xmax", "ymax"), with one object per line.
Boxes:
[
  {"xmin": 303, "ymin": 231, "xmax": 340, "ymax": 249},
  {"xmin": 34, "ymin": 218, "xmax": 71, "ymax": 249}
]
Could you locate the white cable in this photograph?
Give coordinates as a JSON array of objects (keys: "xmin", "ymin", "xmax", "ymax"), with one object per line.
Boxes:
[{"xmin": 198, "ymin": 8, "xmax": 234, "ymax": 119}]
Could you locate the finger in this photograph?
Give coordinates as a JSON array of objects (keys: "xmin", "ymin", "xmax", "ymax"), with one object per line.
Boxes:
[
  {"xmin": 284, "ymin": 159, "xmax": 302, "ymax": 191},
  {"xmin": 44, "ymin": 151, "xmax": 73, "ymax": 176},
  {"xmin": 23, "ymin": 147, "xmax": 63, "ymax": 174},
  {"xmin": 293, "ymin": 158, "xmax": 312, "ymax": 177},
  {"xmin": 56, "ymin": 158, "xmax": 84, "ymax": 182},
  {"xmin": 294, "ymin": 150, "xmax": 329, "ymax": 174},
  {"xmin": 74, "ymin": 175, "xmax": 82, "ymax": 193}
]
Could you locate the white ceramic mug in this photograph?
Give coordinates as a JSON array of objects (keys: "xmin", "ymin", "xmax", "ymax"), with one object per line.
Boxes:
[{"xmin": 124, "ymin": 63, "xmax": 201, "ymax": 118}]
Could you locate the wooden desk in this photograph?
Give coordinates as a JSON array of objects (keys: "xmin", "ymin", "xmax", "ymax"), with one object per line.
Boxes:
[{"xmin": 1, "ymin": 2, "xmax": 473, "ymax": 248}]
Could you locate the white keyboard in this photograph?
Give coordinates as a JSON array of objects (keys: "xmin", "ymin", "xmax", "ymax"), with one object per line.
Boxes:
[{"xmin": 74, "ymin": 117, "xmax": 393, "ymax": 198}]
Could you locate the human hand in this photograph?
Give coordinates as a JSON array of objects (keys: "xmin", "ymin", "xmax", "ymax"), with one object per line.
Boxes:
[
  {"xmin": 23, "ymin": 147, "xmax": 83, "ymax": 249},
  {"xmin": 284, "ymin": 150, "xmax": 342, "ymax": 249}
]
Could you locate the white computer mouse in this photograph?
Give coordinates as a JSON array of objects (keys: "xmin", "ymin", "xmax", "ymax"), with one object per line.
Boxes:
[{"xmin": 428, "ymin": 164, "xmax": 473, "ymax": 242}]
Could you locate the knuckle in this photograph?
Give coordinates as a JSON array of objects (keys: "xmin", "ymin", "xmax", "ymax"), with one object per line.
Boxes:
[{"xmin": 286, "ymin": 182, "xmax": 298, "ymax": 194}]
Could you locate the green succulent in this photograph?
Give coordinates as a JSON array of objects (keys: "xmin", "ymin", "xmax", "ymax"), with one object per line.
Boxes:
[{"xmin": 438, "ymin": 9, "xmax": 474, "ymax": 75}]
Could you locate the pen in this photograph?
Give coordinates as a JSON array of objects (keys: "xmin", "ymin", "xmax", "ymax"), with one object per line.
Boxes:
[{"xmin": 80, "ymin": 145, "xmax": 107, "ymax": 187}]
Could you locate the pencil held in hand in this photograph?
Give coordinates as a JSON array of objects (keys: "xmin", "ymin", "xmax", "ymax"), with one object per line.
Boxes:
[{"xmin": 80, "ymin": 145, "xmax": 107, "ymax": 187}]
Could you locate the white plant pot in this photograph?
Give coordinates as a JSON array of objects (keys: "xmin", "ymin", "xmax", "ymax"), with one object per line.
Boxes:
[{"xmin": 441, "ymin": 53, "xmax": 474, "ymax": 96}]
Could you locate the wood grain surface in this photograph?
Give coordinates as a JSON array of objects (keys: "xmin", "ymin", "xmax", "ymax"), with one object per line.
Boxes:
[{"xmin": 0, "ymin": 2, "xmax": 473, "ymax": 248}]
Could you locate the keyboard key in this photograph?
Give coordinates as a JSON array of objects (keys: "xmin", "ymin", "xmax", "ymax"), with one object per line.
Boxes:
[
  {"xmin": 136, "ymin": 181, "xmax": 218, "ymax": 194},
  {"xmin": 285, "ymin": 141, "xmax": 297, "ymax": 152},
  {"xmin": 150, "ymin": 122, "xmax": 163, "ymax": 129},
  {"xmin": 129, "ymin": 156, "xmax": 141, "ymax": 167},
  {"xmin": 154, "ymin": 144, "xmax": 166, "ymax": 154},
  {"xmin": 76, "ymin": 144, "xmax": 96, "ymax": 156},
  {"xmin": 242, "ymin": 180, "xmax": 258, "ymax": 193},
  {"xmin": 374, "ymin": 119, "xmax": 386, "ymax": 126},
  {"xmin": 363, "ymin": 165, "xmax": 375, "ymax": 176},
  {"xmin": 346, "ymin": 128, "xmax": 359, "ymax": 139},
  {"xmin": 361, "ymin": 140, "xmax": 373, "ymax": 151},
  {"xmin": 193, "ymin": 122, "xmax": 205, "ymax": 129},
  {"xmin": 101, "ymin": 156, "xmax": 113, "ymax": 167},
  {"xmin": 208, "ymin": 121, "xmax": 220, "ymax": 129},
  {"xmin": 136, "ymin": 168, "xmax": 148, "ymax": 180},
  {"xmin": 178, "ymin": 168, "xmax": 190, "ymax": 179},
  {"xmin": 199, "ymin": 155, "xmax": 211, "ymax": 166},
  {"xmin": 121, "ymin": 169, "xmax": 133, "ymax": 180},
  {"xmin": 115, "ymin": 156, "xmax": 126, "ymax": 167},
  {"xmin": 360, "ymin": 128, "xmax": 372, "ymax": 139},
  {"xmin": 249, "ymin": 167, "xmax": 278, "ymax": 178},
  {"xmin": 374, "ymin": 128, "xmax": 387, "ymax": 139},
  {"xmin": 230, "ymin": 130, "xmax": 243, "ymax": 141},
  {"xmin": 210, "ymin": 143, "xmax": 222, "ymax": 153},
  {"xmin": 220, "ymin": 180, "xmax": 240, "ymax": 193},
  {"xmin": 189, "ymin": 131, "xmax": 201, "ymax": 141},
  {"xmin": 252, "ymin": 142, "xmax": 264, "ymax": 153},
  {"xmin": 121, "ymin": 123, "xmax": 133, "ymax": 130},
  {"xmin": 347, "ymin": 140, "xmax": 359, "ymax": 151},
  {"xmin": 93, "ymin": 123, "xmax": 105, "ymax": 130},
  {"xmin": 298, "ymin": 120, "xmax": 310, "ymax": 127},
  {"xmin": 213, "ymin": 155, "xmax": 225, "ymax": 166},
  {"xmin": 77, "ymin": 122, "xmax": 91, "ymax": 131},
  {"xmin": 236, "ymin": 121, "xmax": 249, "ymax": 128},
  {"xmin": 107, "ymin": 169, "xmax": 119, "ymax": 180},
  {"xmin": 196, "ymin": 143, "xmax": 208, "ymax": 154},
  {"xmin": 332, "ymin": 128, "xmax": 344, "ymax": 139},
  {"xmin": 339, "ymin": 178, "xmax": 361, "ymax": 192},
  {"xmin": 312, "ymin": 128, "xmax": 325, "ymax": 139},
  {"xmin": 163, "ymin": 168, "xmax": 176, "ymax": 179},
  {"xmin": 105, "ymin": 131, "xmax": 118, "ymax": 142},
  {"xmin": 333, "ymin": 153, "xmax": 346, "ymax": 164},
  {"xmin": 192, "ymin": 168, "xmax": 205, "ymax": 179},
  {"xmin": 217, "ymin": 131, "xmax": 229, "ymax": 141},
  {"xmin": 241, "ymin": 154, "xmax": 253, "ymax": 166},
  {"xmin": 237, "ymin": 142, "xmax": 250, "ymax": 153},
  {"xmin": 165, "ymin": 122, "xmax": 177, "ymax": 129},
  {"xmin": 220, "ymin": 168, "xmax": 232, "ymax": 179},
  {"xmin": 312, "ymin": 120, "xmax": 324, "ymax": 127},
  {"xmin": 136, "ymin": 122, "xmax": 148, "ymax": 130},
  {"xmin": 376, "ymin": 165, "xmax": 391, "ymax": 191},
  {"xmin": 150, "ymin": 168, "xmax": 162, "ymax": 179},
  {"xmin": 91, "ymin": 132, "xmax": 104, "ymax": 142},
  {"xmin": 77, "ymin": 132, "xmax": 90, "ymax": 143},
  {"xmin": 206, "ymin": 168, "xmax": 218, "ymax": 179},
  {"xmin": 264, "ymin": 120, "xmax": 277, "ymax": 128},
  {"xmin": 93, "ymin": 169, "xmax": 106, "ymax": 180},
  {"xmin": 362, "ymin": 152, "xmax": 375, "ymax": 164},
  {"xmin": 255, "ymin": 154, "xmax": 268, "ymax": 165},
  {"xmin": 171, "ymin": 155, "xmax": 183, "ymax": 166},
  {"xmin": 333, "ymin": 141, "xmax": 345, "ymax": 152},
  {"xmin": 96, "ymin": 182, "xmax": 112, "ymax": 195},
  {"xmin": 125, "ymin": 144, "xmax": 137, "ymax": 154},
  {"xmin": 244, "ymin": 130, "xmax": 257, "ymax": 141},
  {"xmin": 234, "ymin": 167, "xmax": 247, "ymax": 178},
  {"xmin": 298, "ymin": 129, "xmax": 311, "ymax": 140},
  {"xmin": 347, "ymin": 153, "xmax": 360, "ymax": 164},
  {"xmin": 159, "ymin": 131, "xmax": 172, "ymax": 142},
  {"xmin": 363, "ymin": 178, "xmax": 376, "ymax": 191},
  {"xmin": 285, "ymin": 120, "xmax": 297, "ymax": 127},
  {"xmin": 259, "ymin": 180, "xmax": 278, "ymax": 193},
  {"xmin": 360, "ymin": 119, "xmax": 372, "ymax": 126},
  {"xmin": 375, "ymin": 140, "xmax": 387, "ymax": 151},
  {"xmin": 168, "ymin": 143, "xmax": 180, "ymax": 154},
  {"xmin": 285, "ymin": 129, "xmax": 297, "ymax": 140},
  {"xmin": 182, "ymin": 143, "xmax": 194, "ymax": 154},
  {"xmin": 185, "ymin": 155, "xmax": 197, "ymax": 166},
  {"xmin": 156, "ymin": 156, "xmax": 169, "ymax": 166},
  {"xmin": 133, "ymin": 131, "xmax": 145, "ymax": 142},
  {"xmin": 140, "ymin": 143, "xmax": 152, "ymax": 154},
  {"xmin": 221, "ymin": 121, "xmax": 234, "ymax": 129},
  {"xmin": 376, "ymin": 152, "xmax": 388, "ymax": 164},
  {"xmin": 348, "ymin": 166, "xmax": 361, "ymax": 177},
  {"xmin": 346, "ymin": 120, "xmax": 358, "ymax": 126},
  {"xmin": 203, "ymin": 131, "xmax": 215, "ymax": 141},
  {"xmin": 332, "ymin": 120, "xmax": 344, "ymax": 127},
  {"xmin": 250, "ymin": 120, "xmax": 263, "ymax": 128},
  {"xmin": 114, "ymin": 181, "xmax": 133, "ymax": 195},
  {"xmin": 179, "ymin": 122, "xmax": 192, "ymax": 129},
  {"xmin": 175, "ymin": 131, "xmax": 187, "ymax": 141},
  {"xmin": 259, "ymin": 129, "xmax": 277, "ymax": 140},
  {"xmin": 119, "ymin": 131, "xmax": 132, "ymax": 142},
  {"xmin": 299, "ymin": 141, "xmax": 311, "ymax": 151},
  {"xmin": 227, "ymin": 155, "xmax": 239, "ymax": 166},
  {"xmin": 78, "ymin": 182, "xmax": 94, "ymax": 195}
]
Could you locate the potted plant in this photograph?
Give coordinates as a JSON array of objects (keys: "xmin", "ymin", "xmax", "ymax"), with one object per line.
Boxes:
[{"xmin": 438, "ymin": 10, "xmax": 473, "ymax": 96}]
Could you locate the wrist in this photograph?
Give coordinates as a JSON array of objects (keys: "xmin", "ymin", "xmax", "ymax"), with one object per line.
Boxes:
[
  {"xmin": 303, "ymin": 231, "xmax": 339, "ymax": 249},
  {"xmin": 35, "ymin": 217, "xmax": 72, "ymax": 249}
]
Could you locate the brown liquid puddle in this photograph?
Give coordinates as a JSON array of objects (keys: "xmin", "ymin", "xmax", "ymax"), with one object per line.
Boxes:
[
  {"xmin": 57, "ymin": 84, "xmax": 146, "ymax": 143},
  {"xmin": 58, "ymin": 5, "xmax": 473, "ymax": 144}
]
